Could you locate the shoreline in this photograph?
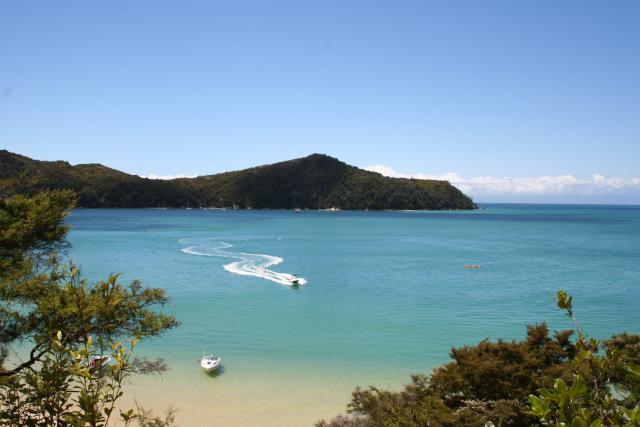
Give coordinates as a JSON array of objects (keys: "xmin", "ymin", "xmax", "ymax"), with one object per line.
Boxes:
[{"xmin": 117, "ymin": 362, "xmax": 412, "ymax": 426}]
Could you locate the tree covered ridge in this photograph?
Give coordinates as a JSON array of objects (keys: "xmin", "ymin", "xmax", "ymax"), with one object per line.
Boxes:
[{"xmin": 0, "ymin": 150, "xmax": 476, "ymax": 210}]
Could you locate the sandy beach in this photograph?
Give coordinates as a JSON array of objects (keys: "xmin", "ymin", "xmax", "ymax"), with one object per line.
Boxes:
[{"xmin": 119, "ymin": 364, "xmax": 406, "ymax": 426}]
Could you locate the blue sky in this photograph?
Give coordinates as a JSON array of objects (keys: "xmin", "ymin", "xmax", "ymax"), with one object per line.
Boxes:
[{"xmin": 1, "ymin": 1, "xmax": 639, "ymax": 203}]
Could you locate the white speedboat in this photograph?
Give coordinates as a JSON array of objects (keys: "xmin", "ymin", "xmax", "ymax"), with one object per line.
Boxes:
[
  {"xmin": 283, "ymin": 274, "xmax": 299, "ymax": 286},
  {"xmin": 200, "ymin": 352, "xmax": 221, "ymax": 373}
]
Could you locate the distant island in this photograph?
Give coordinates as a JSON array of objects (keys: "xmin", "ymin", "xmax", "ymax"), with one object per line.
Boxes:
[{"xmin": 0, "ymin": 150, "xmax": 476, "ymax": 210}]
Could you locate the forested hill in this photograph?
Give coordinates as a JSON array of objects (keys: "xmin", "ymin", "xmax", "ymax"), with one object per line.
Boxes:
[{"xmin": 0, "ymin": 150, "xmax": 476, "ymax": 210}]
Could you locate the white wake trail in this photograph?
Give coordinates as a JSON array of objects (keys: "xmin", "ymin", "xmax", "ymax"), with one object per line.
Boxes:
[{"xmin": 180, "ymin": 239, "xmax": 306, "ymax": 286}]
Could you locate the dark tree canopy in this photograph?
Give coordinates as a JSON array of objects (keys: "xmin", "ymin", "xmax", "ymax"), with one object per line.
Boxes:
[{"xmin": 0, "ymin": 190, "xmax": 75, "ymax": 274}]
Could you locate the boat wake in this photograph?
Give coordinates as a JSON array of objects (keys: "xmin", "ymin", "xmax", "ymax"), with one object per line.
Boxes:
[{"xmin": 180, "ymin": 239, "xmax": 307, "ymax": 286}]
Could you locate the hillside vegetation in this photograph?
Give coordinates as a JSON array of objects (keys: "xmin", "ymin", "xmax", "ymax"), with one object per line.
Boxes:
[{"xmin": 0, "ymin": 150, "xmax": 476, "ymax": 210}]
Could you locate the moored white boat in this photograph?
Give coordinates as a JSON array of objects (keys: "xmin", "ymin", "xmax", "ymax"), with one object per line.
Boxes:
[{"xmin": 200, "ymin": 351, "xmax": 221, "ymax": 373}]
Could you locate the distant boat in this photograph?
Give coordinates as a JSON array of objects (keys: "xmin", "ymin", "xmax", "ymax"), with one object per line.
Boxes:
[
  {"xmin": 294, "ymin": 208, "xmax": 302, "ymax": 213},
  {"xmin": 200, "ymin": 351, "xmax": 221, "ymax": 373},
  {"xmin": 464, "ymin": 265, "xmax": 481, "ymax": 269}
]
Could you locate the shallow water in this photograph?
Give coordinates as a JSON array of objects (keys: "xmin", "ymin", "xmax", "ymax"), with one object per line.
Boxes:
[{"xmin": 66, "ymin": 204, "xmax": 640, "ymax": 425}]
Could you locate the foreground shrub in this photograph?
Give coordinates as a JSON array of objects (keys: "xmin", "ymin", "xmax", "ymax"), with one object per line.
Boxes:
[
  {"xmin": 0, "ymin": 192, "xmax": 180, "ymax": 426},
  {"xmin": 319, "ymin": 292, "xmax": 639, "ymax": 426}
]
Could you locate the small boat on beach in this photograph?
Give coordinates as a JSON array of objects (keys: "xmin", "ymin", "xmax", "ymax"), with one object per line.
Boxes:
[
  {"xmin": 200, "ymin": 351, "xmax": 222, "ymax": 373},
  {"xmin": 88, "ymin": 355, "xmax": 111, "ymax": 374}
]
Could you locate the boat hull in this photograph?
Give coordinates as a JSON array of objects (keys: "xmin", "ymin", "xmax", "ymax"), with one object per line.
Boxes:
[{"xmin": 200, "ymin": 356, "xmax": 221, "ymax": 373}]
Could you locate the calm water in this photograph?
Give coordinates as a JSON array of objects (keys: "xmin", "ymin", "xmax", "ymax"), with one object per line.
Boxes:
[{"xmin": 66, "ymin": 204, "xmax": 640, "ymax": 425}]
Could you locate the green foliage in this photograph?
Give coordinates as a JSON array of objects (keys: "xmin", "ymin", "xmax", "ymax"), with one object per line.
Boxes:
[
  {"xmin": 318, "ymin": 324, "xmax": 576, "ymax": 426},
  {"xmin": 0, "ymin": 150, "xmax": 476, "ymax": 210},
  {"xmin": 131, "ymin": 404, "xmax": 178, "ymax": 427},
  {"xmin": 348, "ymin": 378, "xmax": 456, "ymax": 426},
  {"xmin": 0, "ymin": 189, "xmax": 75, "ymax": 274},
  {"xmin": 0, "ymin": 190, "xmax": 77, "ymax": 366},
  {"xmin": 1, "ymin": 258, "xmax": 179, "ymax": 377},
  {"xmin": 603, "ymin": 333, "xmax": 640, "ymax": 399},
  {"xmin": 0, "ymin": 192, "xmax": 180, "ymax": 426},
  {"xmin": 429, "ymin": 324, "xmax": 575, "ymax": 405},
  {"xmin": 0, "ymin": 332, "xmax": 178, "ymax": 426},
  {"xmin": 319, "ymin": 292, "xmax": 640, "ymax": 427},
  {"xmin": 528, "ymin": 291, "xmax": 640, "ymax": 426}
]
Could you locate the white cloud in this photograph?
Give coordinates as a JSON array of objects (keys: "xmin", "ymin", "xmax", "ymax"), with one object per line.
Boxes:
[
  {"xmin": 364, "ymin": 165, "xmax": 640, "ymax": 198},
  {"xmin": 139, "ymin": 174, "xmax": 197, "ymax": 180}
]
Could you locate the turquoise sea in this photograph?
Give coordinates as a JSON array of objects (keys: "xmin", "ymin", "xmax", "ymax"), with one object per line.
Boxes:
[{"xmin": 66, "ymin": 204, "xmax": 640, "ymax": 425}]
